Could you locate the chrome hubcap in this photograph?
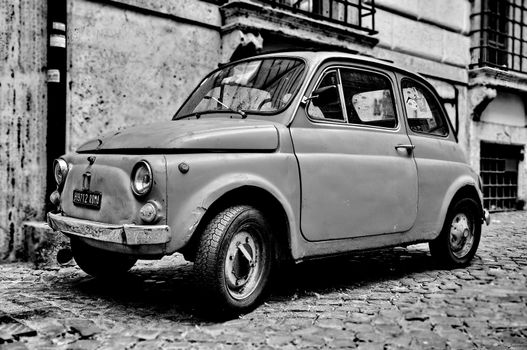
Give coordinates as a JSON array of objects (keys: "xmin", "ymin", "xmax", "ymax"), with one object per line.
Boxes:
[
  {"xmin": 450, "ymin": 213, "xmax": 474, "ymax": 258},
  {"xmin": 224, "ymin": 230, "xmax": 262, "ymax": 300}
]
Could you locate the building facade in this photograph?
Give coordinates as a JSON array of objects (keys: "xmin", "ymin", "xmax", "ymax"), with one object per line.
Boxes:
[
  {"xmin": 0, "ymin": 0, "xmax": 525, "ymax": 260},
  {"xmin": 469, "ymin": 0, "xmax": 527, "ymax": 211}
]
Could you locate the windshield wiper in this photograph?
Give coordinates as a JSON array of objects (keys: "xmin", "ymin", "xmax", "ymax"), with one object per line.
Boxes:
[{"xmin": 203, "ymin": 96, "xmax": 247, "ymax": 119}]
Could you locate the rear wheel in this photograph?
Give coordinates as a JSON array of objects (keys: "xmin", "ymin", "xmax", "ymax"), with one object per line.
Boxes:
[
  {"xmin": 429, "ymin": 198, "xmax": 481, "ymax": 266},
  {"xmin": 194, "ymin": 205, "xmax": 273, "ymax": 315},
  {"xmin": 71, "ymin": 239, "xmax": 137, "ymax": 278}
]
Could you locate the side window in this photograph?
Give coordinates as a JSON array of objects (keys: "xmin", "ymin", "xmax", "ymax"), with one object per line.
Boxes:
[
  {"xmin": 402, "ymin": 79, "xmax": 448, "ymax": 136},
  {"xmin": 340, "ymin": 69, "xmax": 397, "ymax": 128},
  {"xmin": 307, "ymin": 70, "xmax": 345, "ymax": 122}
]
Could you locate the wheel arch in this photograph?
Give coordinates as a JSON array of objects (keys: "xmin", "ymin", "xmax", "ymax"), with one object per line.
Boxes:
[
  {"xmin": 180, "ymin": 185, "xmax": 294, "ymax": 263},
  {"xmin": 433, "ymin": 177, "xmax": 483, "ymax": 240},
  {"xmin": 450, "ymin": 185, "xmax": 483, "ymax": 213}
]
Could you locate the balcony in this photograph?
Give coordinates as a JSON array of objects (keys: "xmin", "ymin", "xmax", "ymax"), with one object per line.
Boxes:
[
  {"xmin": 219, "ymin": 0, "xmax": 379, "ymax": 57},
  {"xmin": 256, "ymin": 0, "xmax": 376, "ymax": 34}
]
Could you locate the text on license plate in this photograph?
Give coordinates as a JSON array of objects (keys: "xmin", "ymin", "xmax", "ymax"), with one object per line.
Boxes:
[{"xmin": 72, "ymin": 190, "xmax": 102, "ymax": 209}]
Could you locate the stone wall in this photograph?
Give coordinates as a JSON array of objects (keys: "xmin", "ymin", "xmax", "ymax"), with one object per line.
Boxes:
[
  {"xmin": 66, "ymin": 0, "xmax": 222, "ymax": 151},
  {"xmin": 0, "ymin": 0, "xmax": 48, "ymax": 260},
  {"xmin": 0, "ymin": 0, "xmax": 224, "ymax": 261},
  {"xmin": 372, "ymin": 0, "xmax": 470, "ymax": 82}
]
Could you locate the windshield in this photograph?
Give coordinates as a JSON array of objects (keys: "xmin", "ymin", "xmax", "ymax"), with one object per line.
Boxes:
[{"xmin": 175, "ymin": 58, "xmax": 305, "ymax": 118}]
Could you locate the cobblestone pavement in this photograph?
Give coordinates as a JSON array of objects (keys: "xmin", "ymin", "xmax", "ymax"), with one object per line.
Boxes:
[{"xmin": 0, "ymin": 212, "xmax": 526, "ymax": 349}]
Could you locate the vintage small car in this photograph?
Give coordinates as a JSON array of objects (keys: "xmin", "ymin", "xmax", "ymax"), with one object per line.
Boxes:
[{"xmin": 48, "ymin": 51, "xmax": 490, "ymax": 314}]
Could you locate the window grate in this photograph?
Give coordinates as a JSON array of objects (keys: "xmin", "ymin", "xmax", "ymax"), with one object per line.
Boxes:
[
  {"xmin": 470, "ymin": 0, "xmax": 527, "ymax": 73},
  {"xmin": 480, "ymin": 142, "xmax": 522, "ymax": 211},
  {"xmin": 255, "ymin": 0, "xmax": 377, "ymax": 34}
]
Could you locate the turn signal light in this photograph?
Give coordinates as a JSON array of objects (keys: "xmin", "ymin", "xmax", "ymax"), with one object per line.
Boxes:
[
  {"xmin": 139, "ymin": 201, "xmax": 159, "ymax": 223},
  {"xmin": 50, "ymin": 190, "xmax": 61, "ymax": 206}
]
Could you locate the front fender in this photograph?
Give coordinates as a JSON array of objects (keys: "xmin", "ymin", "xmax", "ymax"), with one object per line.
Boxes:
[{"xmin": 164, "ymin": 153, "xmax": 300, "ymax": 254}]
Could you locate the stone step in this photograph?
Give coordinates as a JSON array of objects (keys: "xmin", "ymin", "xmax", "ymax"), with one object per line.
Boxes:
[{"xmin": 22, "ymin": 221, "xmax": 70, "ymax": 269}]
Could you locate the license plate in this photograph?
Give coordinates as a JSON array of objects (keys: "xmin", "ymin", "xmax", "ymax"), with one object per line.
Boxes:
[{"xmin": 72, "ymin": 190, "xmax": 102, "ymax": 209}]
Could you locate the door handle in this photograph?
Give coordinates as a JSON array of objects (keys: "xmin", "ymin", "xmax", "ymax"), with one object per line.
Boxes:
[{"xmin": 395, "ymin": 144, "xmax": 415, "ymax": 151}]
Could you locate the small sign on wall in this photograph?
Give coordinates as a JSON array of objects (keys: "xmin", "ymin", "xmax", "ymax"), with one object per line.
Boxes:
[
  {"xmin": 50, "ymin": 34, "xmax": 66, "ymax": 48},
  {"xmin": 47, "ymin": 69, "xmax": 60, "ymax": 83},
  {"xmin": 52, "ymin": 22, "xmax": 66, "ymax": 32}
]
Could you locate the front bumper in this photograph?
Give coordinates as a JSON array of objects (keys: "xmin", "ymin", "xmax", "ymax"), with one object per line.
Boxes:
[{"xmin": 47, "ymin": 212, "xmax": 171, "ymax": 245}]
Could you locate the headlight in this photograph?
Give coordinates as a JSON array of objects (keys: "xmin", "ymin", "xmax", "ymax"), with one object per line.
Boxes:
[
  {"xmin": 131, "ymin": 161, "xmax": 153, "ymax": 196},
  {"xmin": 53, "ymin": 158, "xmax": 69, "ymax": 187}
]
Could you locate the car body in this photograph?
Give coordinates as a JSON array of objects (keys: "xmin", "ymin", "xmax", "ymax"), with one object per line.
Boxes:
[{"xmin": 48, "ymin": 51, "xmax": 490, "ymax": 314}]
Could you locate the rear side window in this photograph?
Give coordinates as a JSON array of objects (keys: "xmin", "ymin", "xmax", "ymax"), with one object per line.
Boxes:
[
  {"xmin": 340, "ymin": 69, "xmax": 397, "ymax": 129},
  {"xmin": 402, "ymin": 79, "xmax": 448, "ymax": 136}
]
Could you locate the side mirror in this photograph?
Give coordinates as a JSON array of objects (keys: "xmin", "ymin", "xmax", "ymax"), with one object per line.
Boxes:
[{"xmin": 306, "ymin": 85, "xmax": 339, "ymax": 107}]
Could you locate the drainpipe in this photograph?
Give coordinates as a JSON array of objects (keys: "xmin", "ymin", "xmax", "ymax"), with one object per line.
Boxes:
[{"xmin": 46, "ymin": 0, "xmax": 67, "ymax": 213}]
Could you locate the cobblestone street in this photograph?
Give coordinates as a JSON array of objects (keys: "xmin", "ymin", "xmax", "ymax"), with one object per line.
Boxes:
[{"xmin": 0, "ymin": 211, "xmax": 526, "ymax": 349}]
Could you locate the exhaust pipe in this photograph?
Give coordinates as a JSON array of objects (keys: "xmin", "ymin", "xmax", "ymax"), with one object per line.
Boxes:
[{"xmin": 57, "ymin": 248, "xmax": 73, "ymax": 265}]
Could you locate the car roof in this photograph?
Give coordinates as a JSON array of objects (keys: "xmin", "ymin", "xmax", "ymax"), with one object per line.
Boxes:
[{"xmin": 247, "ymin": 50, "xmax": 430, "ymax": 85}]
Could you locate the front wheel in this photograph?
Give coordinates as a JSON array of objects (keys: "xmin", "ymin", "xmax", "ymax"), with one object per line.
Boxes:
[
  {"xmin": 194, "ymin": 205, "xmax": 273, "ymax": 315},
  {"xmin": 71, "ymin": 239, "xmax": 137, "ymax": 278},
  {"xmin": 429, "ymin": 198, "xmax": 482, "ymax": 267}
]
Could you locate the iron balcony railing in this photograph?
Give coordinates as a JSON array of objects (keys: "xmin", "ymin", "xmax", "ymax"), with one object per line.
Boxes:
[
  {"xmin": 263, "ymin": 0, "xmax": 376, "ymax": 34},
  {"xmin": 219, "ymin": 0, "xmax": 377, "ymax": 34},
  {"xmin": 470, "ymin": 0, "xmax": 527, "ymax": 73}
]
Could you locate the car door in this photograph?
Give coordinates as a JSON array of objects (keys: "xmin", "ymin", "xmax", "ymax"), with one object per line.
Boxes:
[
  {"xmin": 290, "ymin": 64, "xmax": 418, "ymax": 241},
  {"xmin": 397, "ymin": 75, "xmax": 464, "ymax": 231}
]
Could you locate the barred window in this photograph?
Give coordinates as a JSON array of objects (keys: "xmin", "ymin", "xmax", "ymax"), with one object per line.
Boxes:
[{"xmin": 470, "ymin": 0, "xmax": 527, "ymax": 73}]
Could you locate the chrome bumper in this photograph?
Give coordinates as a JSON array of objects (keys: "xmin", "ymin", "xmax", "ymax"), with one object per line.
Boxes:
[
  {"xmin": 483, "ymin": 209, "xmax": 491, "ymax": 226},
  {"xmin": 47, "ymin": 212, "xmax": 171, "ymax": 245}
]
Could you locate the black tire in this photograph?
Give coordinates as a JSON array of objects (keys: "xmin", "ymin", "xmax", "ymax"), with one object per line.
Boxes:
[
  {"xmin": 71, "ymin": 239, "xmax": 137, "ymax": 278},
  {"xmin": 429, "ymin": 198, "xmax": 482, "ymax": 267},
  {"xmin": 194, "ymin": 205, "xmax": 273, "ymax": 315}
]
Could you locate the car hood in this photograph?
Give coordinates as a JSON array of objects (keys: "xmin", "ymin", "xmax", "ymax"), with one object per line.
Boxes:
[{"xmin": 76, "ymin": 119, "xmax": 280, "ymax": 153}]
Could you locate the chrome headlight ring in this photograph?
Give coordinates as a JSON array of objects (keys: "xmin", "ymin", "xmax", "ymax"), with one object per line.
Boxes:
[
  {"xmin": 53, "ymin": 158, "xmax": 69, "ymax": 188},
  {"xmin": 131, "ymin": 160, "xmax": 153, "ymax": 197}
]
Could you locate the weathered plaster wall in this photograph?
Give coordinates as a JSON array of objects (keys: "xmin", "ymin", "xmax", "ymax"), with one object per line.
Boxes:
[
  {"xmin": 372, "ymin": 0, "xmax": 470, "ymax": 83},
  {"xmin": 376, "ymin": 0, "xmax": 470, "ymax": 33},
  {"xmin": 66, "ymin": 0, "xmax": 222, "ymax": 151},
  {"xmin": 480, "ymin": 92, "xmax": 527, "ymax": 127},
  {"xmin": 0, "ymin": 0, "xmax": 48, "ymax": 260},
  {"xmin": 455, "ymin": 86, "xmax": 471, "ymax": 160}
]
